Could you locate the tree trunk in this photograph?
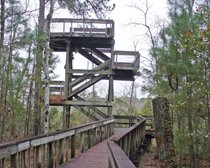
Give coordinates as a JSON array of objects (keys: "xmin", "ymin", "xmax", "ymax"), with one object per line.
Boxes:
[
  {"xmin": 152, "ymin": 97, "xmax": 177, "ymax": 168},
  {"xmin": 34, "ymin": 0, "xmax": 45, "ymax": 135},
  {"xmin": 43, "ymin": 0, "xmax": 55, "ymax": 134},
  {"xmin": 24, "ymin": 55, "xmax": 35, "ymax": 138}
]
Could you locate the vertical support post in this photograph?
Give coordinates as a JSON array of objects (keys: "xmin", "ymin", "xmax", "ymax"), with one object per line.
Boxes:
[
  {"xmin": 47, "ymin": 142, "xmax": 53, "ymax": 168},
  {"xmin": 1, "ymin": 158, "xmax": 5, "ymax": 168},
  {"xmin": 108, "ymin": 45, "xmax": 114, "ymax": 116},
  {"xmin": 80, "ymin": 132, "xmax": 85, "ymax": 153},
  {"xmin": 20, "ymin": 151, "xmax": 26, "ymax": 168},
  {"xmin": 34, "ymin": 146, "xmax": 41, "ymax": 168},
  {"xmin": 64, "ymin": 40, "xmax": 73, "ymax": 128},
  {"xmin": 65, "ymin": 137, "xmax": 71, "ymax": 162},
  {"xmin": 58, "ymin": 139, "xmax": 64, "ymax": 165},
  {"xmin": 71, "ymin": 135, "xmax": 76, "ymax": 158},
  {"xmin": 87, "ymin": 130, "xmax": 91, "ymax": 149},
  {"xmin": 11, "ymin": 154, "xmax": 17, "ymax": 168}
]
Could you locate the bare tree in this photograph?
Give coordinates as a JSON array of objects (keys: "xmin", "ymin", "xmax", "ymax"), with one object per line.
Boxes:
[{"xmin": 43, "ymin": 0, "xmax": 56, "ymax": 134}]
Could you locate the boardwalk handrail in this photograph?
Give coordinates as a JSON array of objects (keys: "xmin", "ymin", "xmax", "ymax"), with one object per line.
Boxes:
[
  {"xmin": 0, "ymin": 118, "xmax": 114, "ymax": 168},
  {"xmin": 50, "ymin": 18, "xmax": 115, "ymax": 37},
  {"xmin": 108, "ymin": 116, "xmax": 146, "ymax": 168},
  {"xmin": 107, "ymin": 141, "xmax": 136, "ymax": 168}
]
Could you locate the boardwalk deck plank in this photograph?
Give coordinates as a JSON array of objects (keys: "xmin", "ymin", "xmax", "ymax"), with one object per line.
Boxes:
[{"xmin": 59, "ymin": 128, "xmax": 129, "ymax": 168}]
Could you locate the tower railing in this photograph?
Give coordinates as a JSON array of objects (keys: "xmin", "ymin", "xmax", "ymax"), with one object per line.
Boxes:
[
  {"xmin": 113, "ymin": 51, "xmax": 140, "ymax": 71},
  {"xmin": 50, "ymin": 18, "xmax": 115, "ymax": 37}
]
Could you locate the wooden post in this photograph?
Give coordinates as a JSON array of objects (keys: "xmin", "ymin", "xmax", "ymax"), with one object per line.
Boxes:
[
  {"xmin": 88, "ymin": 130, "xmax": 91, "ymax": 149},
  {"xmin": 1, "ymin": 158, "xmax": 5, "ymax": 168},
  {"xmin": 47, "ymin": 142, "xmax": 53, "ymax": 168},
  {"xmin": 64, "ymin": 40, "xmax": 72, "ymax": 128},
  {"xmin": 11, "ymin": 154, "xmax": 17, "ymax": 168},
  {"xmin": 34, "ymin": 146, "xmax": 41, "ymax": 168},
  {"xmin": 58, "ymin": 139, "xmax": 64, "ymax": 165},
  {"xmin": 80, "ymin": 132, "xmax": 85, "ymax": 153},
  {"xmin": 65, "ymin": 137, "xmax": 71, "ymax": 162},
  {"xmin": 152, "ymin": 97, "xmax": 177, "ymax": 168},
  {"xmin": 20, "ymin": 151, "xmax": 26, "ymax": 168},
  {"xmin": 71, "ymin": 135, "xmax": 76, "ymax": 158},
  {"xmin": 108, "ymin": 45, "xmax": 114, "ymax": 116}
]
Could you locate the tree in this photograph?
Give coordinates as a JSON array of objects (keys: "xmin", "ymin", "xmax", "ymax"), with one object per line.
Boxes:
[{"xmin": 154, "ymin": 0, "xmax": 210, "ymax": 166}]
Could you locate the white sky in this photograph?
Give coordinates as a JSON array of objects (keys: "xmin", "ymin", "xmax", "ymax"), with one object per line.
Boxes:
[{"xmin": 51, "ymin": 0, "xmax": 168, "ymax": 98}]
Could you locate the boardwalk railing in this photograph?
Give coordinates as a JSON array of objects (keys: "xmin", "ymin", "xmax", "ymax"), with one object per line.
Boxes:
[
  {"xmin": 0, "ymin": 118, "xmax": 114, "ymax": 168},
  {"xmin": 108, "ymin": 116, "xmax": 146, "ymax": 168}
]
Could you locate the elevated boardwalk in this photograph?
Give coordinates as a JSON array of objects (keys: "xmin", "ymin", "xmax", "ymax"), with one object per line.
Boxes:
[
  {"xmin": 60, "ymin": 128, "xmax": 129, "ymax": 168},
  {"xmin": 0, "ymin": 116, "xmax": 148, "ymax": 168}
]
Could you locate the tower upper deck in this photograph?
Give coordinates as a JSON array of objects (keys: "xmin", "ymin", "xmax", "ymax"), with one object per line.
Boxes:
[{"xmin": 50, "ymin": 18, "xmax": 115, "ymax": 51}]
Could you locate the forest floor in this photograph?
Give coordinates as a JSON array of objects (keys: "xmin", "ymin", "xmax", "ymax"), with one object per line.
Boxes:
[
  {"xmin": 138, "ymin": 150, "xmax": 210, "ymax": 168},
  {"xmin": 139, "ymin": 152, "xmax": 160, "ymax": 168}
]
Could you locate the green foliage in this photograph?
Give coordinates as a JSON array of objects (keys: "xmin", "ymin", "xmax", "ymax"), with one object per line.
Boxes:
[
  {"xmin": 149, "ymin": 0, "xmax": 210, "ymax": 163},
  {"xmin": 57, "ymin": 0, "xmax": 115, "ymax": 18},
  {"xmin": 138, "ymin": 98, "xmax": 153, "ymax": 116},
  {"xmin": 49, "ymin": 107, "xmax": 62, "ymax": 132}
]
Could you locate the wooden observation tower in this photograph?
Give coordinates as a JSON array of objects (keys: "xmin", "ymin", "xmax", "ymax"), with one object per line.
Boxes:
[{"xmin": 49, "ymin": 18, "xmax": 140, "ymax": 127}]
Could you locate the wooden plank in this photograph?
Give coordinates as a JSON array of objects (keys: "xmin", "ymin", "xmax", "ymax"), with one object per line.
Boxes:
[
  {"xmin": 70, "ymin": 59, "xmax": 110, "ymax": 88},
  {"xmin": 66, "ymin": 69, "xmax": 113, "ymax": 75},
  {"xmin": 65, "ymin": 100, "xmax": 112, "ymax": 107},
  {"xmin": 71, "ymin": 135, "xmax": 76, "ymax": 158},
  {"xmin": 51, "ymin": 18, "xmax": 114, "ymax": 24},
  {"xmin": 11, "ymin": 154, "xmax": 17, "ymax": 168},
  {"xmin": 47, "ymin": 143, "xmax": 53, "ymax": 168},
  {"xmin": 49, "ymin": 81, "xmax": 64, "ymax": 85},
  {"xmin": 68, "ymin": 75, "xmax": 105, "ymax": 98},
  {"xmin": 0, "ymin": 145, "xmax": 18, "ymax": 159},
  {"xmin": 92, "ymin": 48, "xmax": 110, "ymax": 61},
  {"xmin": 50, "ymin": 86, "xmax": 64, "ymax": 92},
  {"xmin": 114, "ymin": 50, "xmax": 140, "ymax": 56},
  {"xmin": 78, "ymin": 48, "xmax": 102, "ymax": 65},
  {"xmin": 74, "ymin": 95, "xmax": 108, "ymax": 118},
  {"xmin": 73, "ymin": 27, "xmax": 108, "ymax": 33},
  {"xmin": 58, "ymin": 139, "xmax": 64, "ymax": 165},
  {"xmin": 107, "ymin": 141, "xmax": 136, "ymax": 168}
]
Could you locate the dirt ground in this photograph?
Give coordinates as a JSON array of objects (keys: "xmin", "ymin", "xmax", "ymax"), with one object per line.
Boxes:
[
  {"xmin": 138, "ymin": 152, "xmax": 160, "ymax": 168},
  {"xmin": 139, "ymin": 152, "xmax": 210, "ymax": 168}
]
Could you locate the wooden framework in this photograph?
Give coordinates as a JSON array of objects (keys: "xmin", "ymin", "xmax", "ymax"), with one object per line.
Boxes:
[{"xmin": 49, "ymin": 18, "xmax": 140, "ymax": 127}]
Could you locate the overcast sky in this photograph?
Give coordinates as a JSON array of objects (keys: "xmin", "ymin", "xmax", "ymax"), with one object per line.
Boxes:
[{"xmin": 52, "ymin": 0, "xmax": 168, "ymax": 98}]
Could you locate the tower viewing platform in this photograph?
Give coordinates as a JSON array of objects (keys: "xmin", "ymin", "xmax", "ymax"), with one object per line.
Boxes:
[{"xmin": 50, "ymin": 18, "xmax": 115, "ymax": 51}]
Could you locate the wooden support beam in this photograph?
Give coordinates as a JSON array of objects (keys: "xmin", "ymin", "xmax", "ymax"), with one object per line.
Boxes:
[
  {"xmin": 64, "ymin": 40, "xmax": 72, "ymax": 128},
  {"xmin": 65, "ymin": 100, "xmax": 112, "ymax": 107},
  {"xmin": 47, "ymin": 143, "xmax": 53, "ymax": 168},
  {"xmin": 108, "ymin": 75, "xmax": 114, "ymax": 116},
  {"xmin": 68, "ymin": 75, "xmax": 105, "ymax": 98},
  {"xmin": 11, "ymin": 154, "xmax": 17, "ymax": 168},
  {"xmin": 92, "ymin": 48, "xmax": 110, "ymax": 61},
  {"xmin": 71, "ymin": 135, "xmax": 76, "ymax": 159},
  {"xmin": 74, "ymin": 95, "xmax": 108, "ymax": 119},
  {"xmin": 73, "ymin": 106, "xmax": 99, "ymax": 121},
  {"xmin": 66, "ymin": 69, "xmax": 113, "ymax": 75},
  {"xmin": 49, "ymin": 80, "xmax": 64, "ymax": 85},
  {"xmin": 78, "ymin": 48, "xmax": 102, "ymax": 65},
  {"xmin": 58, "ymin": 139, "xmax": 64, "ymax": 165},
  {"xmin": 50, "ymin": 86, "xmax": 64, "ymax": 92},
  {"xmin": 70, "ymin": 59, "xmax": 110, "ymax": 88}
]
